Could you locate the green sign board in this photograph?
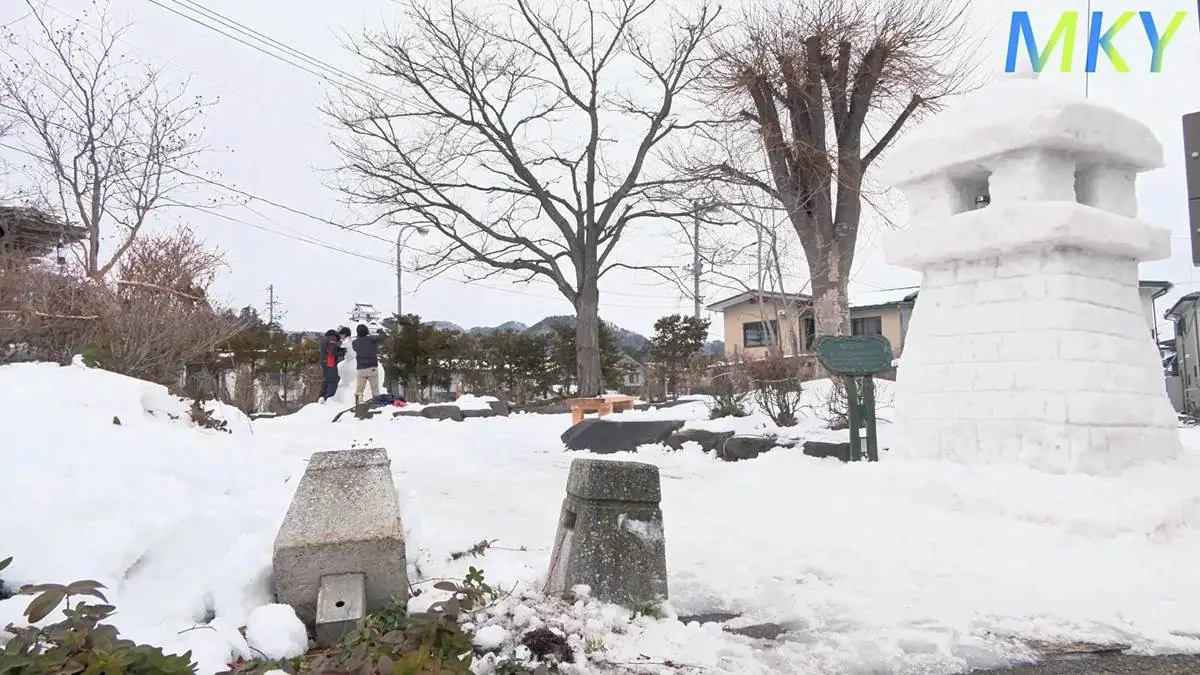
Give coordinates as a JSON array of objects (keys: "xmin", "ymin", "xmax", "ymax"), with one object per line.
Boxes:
[{"xmin": 815, "ymin": 335, "xmax": 894, "ymax": 375}]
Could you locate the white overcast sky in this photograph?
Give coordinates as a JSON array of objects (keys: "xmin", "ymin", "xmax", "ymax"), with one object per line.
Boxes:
[{"xmin": 1, "ymin": 0, "xmax": 1197, "ymax": 338}]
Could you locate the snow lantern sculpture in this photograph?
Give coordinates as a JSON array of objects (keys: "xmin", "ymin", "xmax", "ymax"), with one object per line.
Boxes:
[{"xmin": 879, "ymin": 76, "xmax": 1181, "ymax": 474}]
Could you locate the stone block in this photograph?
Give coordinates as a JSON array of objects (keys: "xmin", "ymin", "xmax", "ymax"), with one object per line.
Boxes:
[
  {"xmin": 273, "ymin": 448, "xmax": 408, "ymax": 626},
  {"xmin": 315, "ymin": 572, "xmax": 365, "ymax": 647},
  {"xmin": 665, "ymin": 428, "xmax": 734, "ymax": 453},
  {"xmin": 716, "ymin": 435, "xmax": 783, "ymax": 461},
  {"xmin": 488, "ymin": 399, "xmax": 510, "ymax": 416},
  {"xmin": 460, "ymin": 408, "xmax": 497, "ymax": 419},
  {"xmin": 422, "ymin": 404, "xmax": 465, "ymax": 421},
  {"xmin": 560, "ymin": 419, "xmax": 684, "ymax": 454},
  {"xmin": 801, "ymin": 440, "xmax": 852, "ymax": 462},
  {"xmin": 544, "ymin": 458, "xmax": 667, "ymax": 609}
]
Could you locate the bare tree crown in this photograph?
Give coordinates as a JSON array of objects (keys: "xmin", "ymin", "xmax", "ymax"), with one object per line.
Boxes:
[
  {"xmin": 702, "ymin": 0, "xmax": 970, "ymax": 336},
  {"xmin": 331, "ymin": 0, "xmax": 720, "ymax": 303},
  {"xmin": 0, "ymin": 2, "xmax": 210, "ymax": 278}
]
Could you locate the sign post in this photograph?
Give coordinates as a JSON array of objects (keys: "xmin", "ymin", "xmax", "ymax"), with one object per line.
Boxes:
[{"xmin": 815, "ymin": 335, "xmax": 895, "ymax": 462}]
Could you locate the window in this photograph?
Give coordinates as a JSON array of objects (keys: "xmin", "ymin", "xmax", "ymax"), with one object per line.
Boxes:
[
  {"xmin": 743, "ymin": 320, "xmax": 779, "ymax": 348},
  {"xmin": 802, "ymin": 317, "xmax": 816, "ymax": 351},
  {"xmin": 852, "ymin": 316, "xmax": 883, "ymax": 336}
]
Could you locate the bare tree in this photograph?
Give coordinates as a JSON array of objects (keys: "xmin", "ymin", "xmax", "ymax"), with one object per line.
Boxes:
[
  {"xmin": 672, "ymin": 183, "xmax": 811, "ymax": 358},
  {"xmin": 330, "ymin": 0, "xmax": 720, "ymax": 394},
  {"xmin": 705, "ymin": 0, "xmax": 969, "ymax": 336},
  {"xmin": 0, "ymin": 1, "xmax": 210, "ymax": 279},
  {"xmin": 0, "ymin": 226, "xmax": 241, "ymax": 383}
]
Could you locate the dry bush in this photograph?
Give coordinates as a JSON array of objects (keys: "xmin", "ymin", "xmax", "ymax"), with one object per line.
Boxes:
[
  {"xmin": 0, "ymin": 253, "xmax": 109, "ymax": 363},
  {"xmin": 229, "ymin": 364, "xmax": 260, "ymax": 413},
  {"xmin": 707, "ymin": 363, "xmax": 752, "ymax": 419},
  {"xmin": 0, "ymin": 227, "xmax": 242, "ymax": 387},
  {"xmin": 640, "ymin": 364, "xmax": 668, "ymax": 403},
  {"xmin": 811, "ymin": 376, "xmax": 895, "ymax": 430},
  {"xmin": 744, "ymin": 352, "xmax": 804, "ymax": 427}
]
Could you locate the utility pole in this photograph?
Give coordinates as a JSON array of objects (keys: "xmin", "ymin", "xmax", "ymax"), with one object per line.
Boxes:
[
  {"xmin": 689, "ymin": 200, "xmax": 722, "ymax": 318},
  {"xmin": 266, "ymin": 284, "xmax": 284, "ymax": 406},
  {"xmin": 692, "ymin": 208, "xmax": 702, "ymax": 318},
  {"xmin": 1186, "ymin": 111, "xmax": 1200, "ymax": 266}
]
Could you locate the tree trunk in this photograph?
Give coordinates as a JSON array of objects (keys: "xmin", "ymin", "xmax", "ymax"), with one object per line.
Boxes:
[
  {"xmin": 575, "ymin": 281, "xmax": 602, "ymax": 396},
  {"xmin": 88, "ymin": 230, "xmax": 101, "ymax": 278},
  {"xmin": 808, "ymin": 236, "xmax": 853, "ymax": 337}
]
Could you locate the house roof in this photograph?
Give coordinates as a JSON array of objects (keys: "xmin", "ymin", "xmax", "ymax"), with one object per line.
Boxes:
[
  {"xmin": 705, "ymin": 290, "xmax": 811, "ymax": 313},
  {"xmin": 712, "ymin": 280, "xmax": 1174, "ymax": 315},
  {"xmin": 849, "ymin": 287, "xmax": 919, "ymax": 311},
  {"xmin": 1165, "ymin": 292, "xmax": 1200, "ymax": 320},
  {"xmin": 1139, "ymin": 279, "xmax": 1172, "ymax": 300},
  {"xmin": 0, "ymin": 206, "xmax": 88, "ymax": 256}
]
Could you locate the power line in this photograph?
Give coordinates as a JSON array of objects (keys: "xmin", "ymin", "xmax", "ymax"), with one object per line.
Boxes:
[
  {"xmin": 6, "ymin": 2, "xmax": 921, "ymax": 307},
  {"xmin": 142, "ymin": 0, "xmax": 389, "ymax": 102}
]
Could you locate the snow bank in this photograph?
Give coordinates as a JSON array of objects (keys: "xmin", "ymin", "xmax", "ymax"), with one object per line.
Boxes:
[
  {"xmin": 6, "ymin": 362, "xmax": 1200, "ymax": 674},
  {"xmin": 452, "ymin": 393, "xmax": 498, "ymax": 411},
  {"xmin": 0, "ymin": 361, "xmax": 301, "ymax": 673}
]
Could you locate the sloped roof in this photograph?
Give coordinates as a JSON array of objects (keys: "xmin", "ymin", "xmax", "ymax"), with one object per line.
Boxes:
[
  {"xmin": 0, "ymin": 206, "xmax": 87, "ymax": 255},
  {"xmin": 705, "ymin": 290, "xmax": 811, "ymax": 312}
]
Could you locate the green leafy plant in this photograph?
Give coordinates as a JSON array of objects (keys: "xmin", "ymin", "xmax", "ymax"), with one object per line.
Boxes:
[
  {"xmin": 230, "ymin": 568, "xmax": 501, "ymax": 675},
  {"xmin": 0, "ymin": 559, "xmax": 197, "ymax": 674}
]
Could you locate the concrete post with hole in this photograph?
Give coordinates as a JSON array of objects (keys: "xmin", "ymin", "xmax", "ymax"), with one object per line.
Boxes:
[
  {"xmin": 544, "ymin": 458, "xmax": 668, "ymax": 609},
  {"xmin": 273, "ymin": 447, "xmax": 408, "ymax": 645},
  {"xmin": 879, "ymin": 73, "xmax": 1182, "ymax": 474}
]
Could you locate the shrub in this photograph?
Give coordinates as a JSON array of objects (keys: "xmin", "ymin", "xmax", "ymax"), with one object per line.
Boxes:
[
  {"xmin": 707, "ymin": 365, "xmax": 751, "ymax": 419},
  {"xmin": 744, "ymin": 353, "xmax": 803, "ymax": 427},
  {"xmin": 811, "ymin": 377, "xmax": 893, "ymax": 431},
  {"xmin": 0, "ymin": 556, "xmax": 197, "ymax": 674},
  {"xmin": 0, "ymin": 228, "xmax": 243, "ymax": 385}
]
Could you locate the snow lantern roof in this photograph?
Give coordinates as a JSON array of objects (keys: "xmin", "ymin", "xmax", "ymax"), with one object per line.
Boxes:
[{"xmin": 879, "ymin": 76, "xmax": 1164, "ymax": 188}]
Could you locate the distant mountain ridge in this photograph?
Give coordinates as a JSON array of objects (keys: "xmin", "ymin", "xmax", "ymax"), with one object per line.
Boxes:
[{"xmin": 423, "ymin": 315, "xmax": 724, "ymax": 358}]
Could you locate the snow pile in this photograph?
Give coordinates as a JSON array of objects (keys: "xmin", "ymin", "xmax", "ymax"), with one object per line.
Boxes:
[
  {"xmin": 0, "ymin": 361, "xmax": 302, "ymax": 674},
  {"xmin": 452, "ymin": 394, "xmax": 499, "ymax": 411},
  {"xmin": 244, "ymin": 604, "xmax": 308, "ymax": 659},
  {"xmin": 5, "ymin": 362, "xmax": 1200, "ymax": 674}
]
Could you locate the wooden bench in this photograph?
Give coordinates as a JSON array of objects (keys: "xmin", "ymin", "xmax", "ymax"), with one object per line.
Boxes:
[{"xmin": 568, "ymin": 395, "xmax": 636, "ymax": 425}]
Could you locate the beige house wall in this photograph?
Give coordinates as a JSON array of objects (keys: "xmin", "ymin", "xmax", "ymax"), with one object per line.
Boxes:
[
  {"xmin": 721, "ymin": 301, "xmax": 806, "ymax": 359},
  {"xmin": 720, "ymin": 297, "xmax": 904, "ymax": 360},
  {"xmin": 858, "ymin": 308, "xmax": 904, "ymax": 354}
]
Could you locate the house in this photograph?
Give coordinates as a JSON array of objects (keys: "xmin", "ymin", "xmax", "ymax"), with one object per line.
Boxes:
[
  {"xmin": 617, "ymin": 353, "xmax": 645, "ymax": 391},
  {"xmin": 705, "ymin": 289, "xmax": 915, "ymax": 362},
  {"xmin": 0, "ymin": 206, "xmax": 88, "ymax": 261},
  {"xmin": 710, "ymin": 280, "xmax": 1174, "ymax": 370},
  {"xmin": 1162, "ymin": 288, "xmax": 1200, "ymax": 414}
]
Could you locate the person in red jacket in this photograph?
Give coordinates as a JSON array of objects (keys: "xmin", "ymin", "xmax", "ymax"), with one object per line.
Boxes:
[{"xmin": 317, "ymin": 329, "xmax": 345, "ymax": 401}]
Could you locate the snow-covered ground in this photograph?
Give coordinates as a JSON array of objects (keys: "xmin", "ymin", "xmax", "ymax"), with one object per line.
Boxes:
[{"xmin": 2, "ymin": 361, "xmax": 1200, "ymax": 674}]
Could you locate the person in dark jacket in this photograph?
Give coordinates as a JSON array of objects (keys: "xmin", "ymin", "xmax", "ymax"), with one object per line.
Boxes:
[
  {"xmin": 351, "ymin": 323, "xmax": 382, "ymax": 405},
  {"xmin": 317, "ymin": 329, "xmax": 345, "ymax": 402}
]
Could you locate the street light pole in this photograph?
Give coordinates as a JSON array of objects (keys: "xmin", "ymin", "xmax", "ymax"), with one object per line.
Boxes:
[{"xmin": 395, "ymin": 224, "xmax": 430, "ymax": 322}]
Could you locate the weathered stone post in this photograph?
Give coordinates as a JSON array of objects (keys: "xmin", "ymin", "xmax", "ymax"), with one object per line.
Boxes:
[
  {"xmin": 273, "ymin": 448, "xmax": 408, "ymax": 645},
  {"xmin": 544, "ymin": 458, "xmax": 667, "ymax": 609},
  {"xmin": 880, "ymin": 74, "xmax": 1182, "ymax": 474}
]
